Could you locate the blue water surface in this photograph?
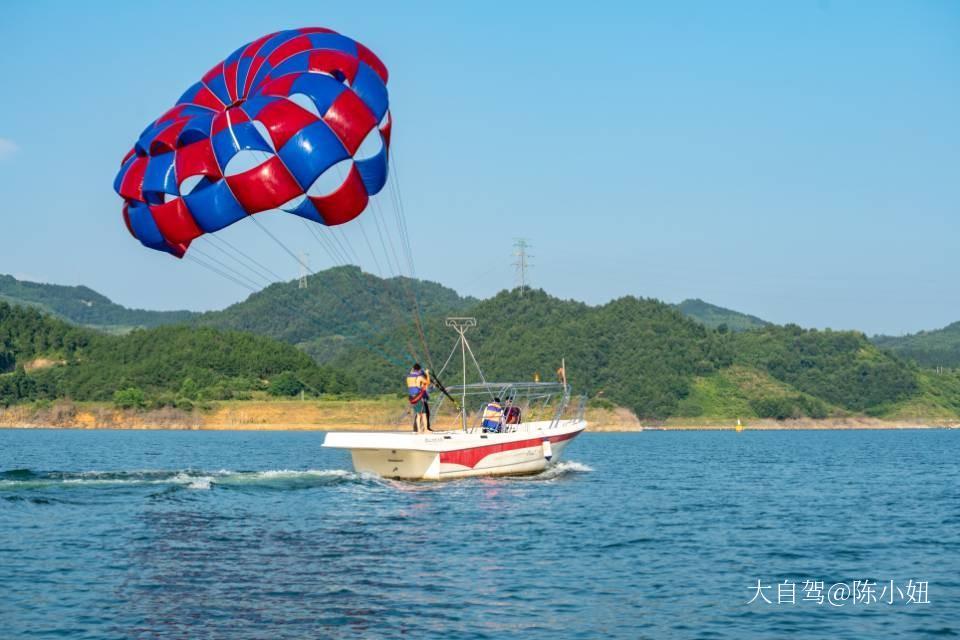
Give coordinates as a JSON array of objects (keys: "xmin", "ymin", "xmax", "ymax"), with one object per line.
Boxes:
[{"xmin": 1, "ymin": 428, "xmax": 957, "ymax": 639}]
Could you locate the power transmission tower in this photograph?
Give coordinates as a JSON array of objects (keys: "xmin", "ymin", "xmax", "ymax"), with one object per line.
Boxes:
[
  {"xmin": 512, "ymin": 239, "xmax": 533, "ymax": 296},
  {"xmin": 298, "ymin": 251, "xmax": 310, "ymax": 289}
]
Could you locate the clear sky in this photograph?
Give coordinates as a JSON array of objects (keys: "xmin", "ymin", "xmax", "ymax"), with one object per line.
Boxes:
[{"xmin": 0, "ymin": 0, "xmax": 957, "ymax": 335}]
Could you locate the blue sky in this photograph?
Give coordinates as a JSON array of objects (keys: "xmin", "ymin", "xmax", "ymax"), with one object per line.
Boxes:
[{"xmin": 0, "ymin": 0, "xmax": 957, "ymax": 335}]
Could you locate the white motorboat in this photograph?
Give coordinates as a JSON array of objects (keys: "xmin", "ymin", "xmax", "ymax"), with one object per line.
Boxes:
[{"xmin": 323, "ymin": 318, "xmax": 588, "ymax": 480}]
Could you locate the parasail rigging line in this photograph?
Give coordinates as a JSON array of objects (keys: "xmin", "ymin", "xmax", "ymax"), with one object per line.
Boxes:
[
  {"xmin": 298, "ymin": 218, "xmax": 423, "ymax": 365},
  {"xmin": 185, "ymin": 253, "xmax": 258, "ymax": 293},
  {"xmin": 355, "ymin": 215, "xmax": 385, "ymax": 277},
  {"xmin": 188, "ymin": 246, "xmax": 407, "ymax": 369},
  {"xmin": 246, "ymin": 214, "xmax": 414, "ymax": 365},
  {"xmin": 386, "ymin": 149, "xmax": 419, "ymax": 278},
  {"xmin": 369, "ymin": 192, "xmax": 433, "ymax": 368},
  {"xmin": 331, "ymin": 225, "xmax": 363, "ymax": 267},
  {"xmin": 302, "ymin": 220, "xmax": 349, "ymax": 266},
  {"xmin": 191, "ymin": 245, "xmax": 272, "ymax": 290},
  {"xmin": 201, "ymin": 238, "xmax": 276, "ymax": 287},
  {"xmin": 382, "ymin": 156, "xmax": 435, "ymax": 370},
  {"xmin": 207, "ymin": 233, "xmax": 285, "ymax": 282},
  {"xmin": 370, "ymin": 196, "xmax": 404, "ymax": 278}
]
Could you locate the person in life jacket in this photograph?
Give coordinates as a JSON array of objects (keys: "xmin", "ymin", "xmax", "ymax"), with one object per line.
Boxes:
[
  {"xmin": 503, "ymin": 399, "xmax": 521, "ymax": 425},
  {"xmin": 481, "ymin": 397, "xmax": 504, "ymax": 433},
  {"xmin": 406, "ymin": 363, "xmax": 431, "ymax": 433}
]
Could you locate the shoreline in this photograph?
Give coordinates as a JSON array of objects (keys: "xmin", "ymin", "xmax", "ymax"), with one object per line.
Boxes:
[{"xmin": 0, "ymin": 400, "xmax": 956, "ymax": 432}]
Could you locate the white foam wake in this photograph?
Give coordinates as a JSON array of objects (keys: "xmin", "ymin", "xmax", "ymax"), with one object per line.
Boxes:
[
  {"xmin": 515, "ymin": 460, "xmax": 593, "ymax": 481},
  {"xmin": 0, "ymin": 468, "xmax": 365, "ymax": 491}
]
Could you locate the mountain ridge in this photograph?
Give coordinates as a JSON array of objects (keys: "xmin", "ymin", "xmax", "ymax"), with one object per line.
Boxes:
[
  {"xmin": 2, "ymin": 280, "xmax": 959, "ymax": 420},
  {"xmin": 674, "ymin": 298, "xmax": 770, "ymax": 331},
  {"xmin": 872, "ymin": 322, "xmax": 960, "ymax": 368},
  {"xmin": 0, "ymin": 274, "xmax": 196, "ymax": 330},
  {"xmin": 0, "ymin": 272, "xmax": 773, "ymax": 337},
  {"xmin": 3, "ymin": 271, "xmax": 958, "ymax": 375}
]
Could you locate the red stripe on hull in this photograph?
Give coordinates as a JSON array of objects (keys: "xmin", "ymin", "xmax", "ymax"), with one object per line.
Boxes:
[{"xmin": 439, "ymin": 429, "xmax": 582, "ymax": 470}]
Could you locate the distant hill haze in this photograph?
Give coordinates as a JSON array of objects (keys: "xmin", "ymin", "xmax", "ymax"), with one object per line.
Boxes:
[
  {"xmin": 872, "ymin": 322, "xmax": 960, "ymax": 368},
  {"xmin": 674, "ymin": 298, "xmax": 770, "ymax": 332},
  {"xmin": 0, "ymin": 274, "xmax": 196, "ymax": 331}
]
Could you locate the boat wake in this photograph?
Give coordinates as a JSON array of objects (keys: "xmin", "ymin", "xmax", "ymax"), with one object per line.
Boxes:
[
  {"xmin": 0, "ymin": 468, "xmax": 381, "ymax": 492},
  {"xmin": 513, "ymin": 461, "xmax": 593, "ymax": 482},
  {"xmin": 1, "ymin": 462, "xmax": 592, "ymax": 494}
]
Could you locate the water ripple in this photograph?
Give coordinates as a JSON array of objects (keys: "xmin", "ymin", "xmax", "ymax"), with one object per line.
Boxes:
[{"xmin": 0, "ymin": 429, "xmax": 957, "ymax": 639}]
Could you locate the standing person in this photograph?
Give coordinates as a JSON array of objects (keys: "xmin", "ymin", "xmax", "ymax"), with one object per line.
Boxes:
[{"xmin": 406, "ymin": 363, "xmax": 430, "ymax": 433}]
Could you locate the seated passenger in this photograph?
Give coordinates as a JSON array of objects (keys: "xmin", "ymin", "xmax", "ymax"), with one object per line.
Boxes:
[
  {"xmin": 481, "ymin": 397, "xmax": 504, "ymax": 433},
  {"xmin": 504, "ymin": 405, "xmax": 522, "ymax": 425}
]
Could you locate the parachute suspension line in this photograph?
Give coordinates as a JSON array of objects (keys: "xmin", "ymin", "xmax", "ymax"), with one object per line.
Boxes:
[
  {"xmin": 207, "ymin": 234, "xmax": 285, "ymax": 282},
  {"xmin": 369, "ymin": 193, "xmax": 432, "ymax": 366},
  {"xmin": 302, "ymin": 220, "xmax": 349, "ymax": 266},
  {"xmin": 382, "ymin": 151, "xmax": 434, "ymax": 370},
  {"xmin": 387, "ymin": 176, "xmax": 415, "ymax": 278},
  {"xmin": 245, "ymin": 215, "xmax": 408, "ymax": 366},
  {"xmin": 360, "ymin": 161, "xmax": 423, "ymax": 365},
  {"xmin": 248, "ymin": 215, "xmax": 310, "ymax": 273},
  {"xmin": 202, "ymin": 236, "xmax": 277, "ymax": 286},
  {"xmin": 369, "ymin": 197, "xmax": 403, "ymax": 277},
  {"xmin": 192, "ymin": 244, "xmax": 272, "ymax": 290},
  {"xmin": 329, "ymin": 226, "xmax": 362, "ymax": 267},
  {"xmin": 186, "ymin": 249, "xmax": 403, "ymax": 369},
  {"xmin": 300, "ymin": 218, "xmax": 422, "ymax": 365},
  {"xmin": 185, "ymin": 253, "xmax": 258, "ymax": 293},
  {"xmin": 357, "ymin": 194, "xmax": 427, "ymax": 364},
  {"xmin": 386, "ymin": 149, "xmax": 418, "ymax": 278},
  {"xmin": 356, "ymin": 215, "xmax": 385, "ymax": 277}
]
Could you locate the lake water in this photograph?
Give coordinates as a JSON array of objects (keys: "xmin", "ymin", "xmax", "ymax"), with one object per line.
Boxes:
[{"xmin": 1, "ymin": 428, "xmax": 957, "ymax": 639}]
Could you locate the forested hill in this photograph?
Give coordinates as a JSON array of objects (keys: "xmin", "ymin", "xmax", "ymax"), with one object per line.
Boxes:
[
  {"xmin": 0, "ymin": 302, "xmax": 352, "ymax": 407},
  {"xmin": 194, "ymin": 266, "xmax": 476, "ymax": 361},
  {"xmin": 0, "ymin": 274, "xmax": 196, "ymax": 330},
  {"xmin": 333, "ymin": 289, "xmax": 950, "ymax": 421},
  {"xmin": 675, "ymin": 298, "xmax": 770, "ymax": 331},
  {"xmin": 0, "ymin": 269, "xmax": 475, "ymax": 357},
  {"xmin": 872, "ymin": 322, "xmax": 960, "ymax": 368},
  {"xmin": 3, "ymin": 287, "xmax": 959, "ymax": 421}
]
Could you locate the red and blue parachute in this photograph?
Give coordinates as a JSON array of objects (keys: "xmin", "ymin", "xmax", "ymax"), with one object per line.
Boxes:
[{"xmin": 113, "ymin": 28, "xmax": 391, "ymax": 258}]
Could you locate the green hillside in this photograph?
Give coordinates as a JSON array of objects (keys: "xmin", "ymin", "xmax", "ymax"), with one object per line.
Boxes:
[
  {"xmin": 0, "ymin": 274, "xmax": 196, "ymax": 330},
  {"xmin": 3, "ymin": 273, "xmax": 956, "ymax": 423},
  {"xmin": 333, "ymin": 290, "xmax": 927, "ymax": 420},
  {"xmin": 195, "ymin": 265, "xmax": 475, "ymax": 361},
  {"xmin": 0, "ymin": 269, "xmax": 475, "ymax": 362},
  {"xmin": 872, "ymin": 322, "xmax": 960, "ymax": 368},
  {"xmin": 675, "ymin": 298, "xmax": 770, "ymax": 331},
  {"xmin": 674, "ymin": 366, "xmax": 835, "ymax": 419},
  {"xmin": 0, "ymin": 302, "xmax": 352, "ymax": 408}
]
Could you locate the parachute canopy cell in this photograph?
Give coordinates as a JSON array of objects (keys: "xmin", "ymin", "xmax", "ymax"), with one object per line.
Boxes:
[{"xmin": 114, "ymin": 27, "xmax": 392, "ymax": 258}]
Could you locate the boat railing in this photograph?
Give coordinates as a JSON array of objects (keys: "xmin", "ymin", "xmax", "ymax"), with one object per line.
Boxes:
[{"xmin": 423, "ymin": 381, "xmax": 584, "ymax": 434}]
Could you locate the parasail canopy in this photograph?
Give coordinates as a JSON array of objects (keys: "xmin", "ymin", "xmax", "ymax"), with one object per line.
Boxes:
[{"xmin": 113, "ymin": 27, "xmax": 392, "ymax": 258}]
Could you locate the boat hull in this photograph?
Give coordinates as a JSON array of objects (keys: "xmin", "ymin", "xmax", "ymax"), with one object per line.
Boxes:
[{"xmin": 324, "ymin": 419, "xmax": 586, "ymax": 480}]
